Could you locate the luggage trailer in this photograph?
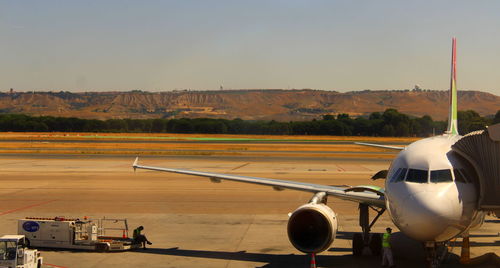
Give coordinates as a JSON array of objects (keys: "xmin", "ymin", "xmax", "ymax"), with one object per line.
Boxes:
[{"xmin": 18, "ymin": 217, "xmax": 140, "ymax": 252}]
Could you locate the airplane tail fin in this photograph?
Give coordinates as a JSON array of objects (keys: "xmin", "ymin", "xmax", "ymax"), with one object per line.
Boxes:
[{"xmin": 446, "ymin": 37, "xmax": 459, "ymax": 135}]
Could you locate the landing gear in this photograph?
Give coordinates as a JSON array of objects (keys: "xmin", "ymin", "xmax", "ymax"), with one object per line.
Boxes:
[
  {"xmin": 353, "ymin": 233, "xmax": 382, "ymax": 256},
  {"xmin": 424, "ymin": 242, "xmax": 449, "ymax": 268},
  {"xmin": 352, "ymin": 204, "xmax": 385, "ymax": 256},
  {"xmin": 369, "ymin": 233, "xmax": 382, "ymax": 255},
  {"xmin": 425, "ymin": 243, "xmax": 439, "ymax": 268},
  {"xmin": 352, "ymin": 233, "xmax": 363, "ymax": 256}
]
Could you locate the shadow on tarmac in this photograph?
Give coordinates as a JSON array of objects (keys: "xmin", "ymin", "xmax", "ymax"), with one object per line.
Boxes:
[
  {"xmin": 469, "ymin": 234, "xmax": 500, "ymax": 238},
  {"xmin": 334, "ymin": 231, "xmax": 356, "ymax": 240},
  {"xmin": 139, "ymin": 246, "xmax": 498, "ymax": 268},
  {"xmin": 465, "ymin": 253, "xmax": 500, "ymax": 267},
  {"xmin": 123, "ymin": 230, "xmax": 495, "ymax": 268},
  {"xmin": 35, "ymin": 231, "xmax": 494, "ymax": 267},
  {"xmin": 132, "ymin": 246, "xmax": 460, "ymax": 268},
  {"xmin": 135, "ymin": 247, "xmax": 383, "ymax": 268},
  {"xmin": 450, "ymin": 240, "xmax": 500, "ymax": 247}
]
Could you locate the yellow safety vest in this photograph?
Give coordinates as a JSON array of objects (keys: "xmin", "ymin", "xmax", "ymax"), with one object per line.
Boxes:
[{"xmin": 382, "ymin": 233, "xmax": 391, "ymax": 248}]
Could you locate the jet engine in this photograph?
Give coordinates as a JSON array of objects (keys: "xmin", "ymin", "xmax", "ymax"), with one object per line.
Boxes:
[{"xmin": 287, "ymin": 203, "xmax": 338, "ymax": 253}]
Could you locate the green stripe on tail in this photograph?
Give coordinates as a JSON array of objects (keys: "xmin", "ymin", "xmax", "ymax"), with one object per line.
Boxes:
[{"xmin": 447, "ymin": 37, "xmax": 459, "ymax": 135}]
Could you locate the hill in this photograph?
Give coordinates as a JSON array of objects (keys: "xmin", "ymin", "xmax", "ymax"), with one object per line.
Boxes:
[{"xmin": 0, "ymin": 89, "xmax": 498, "ymax": 121}]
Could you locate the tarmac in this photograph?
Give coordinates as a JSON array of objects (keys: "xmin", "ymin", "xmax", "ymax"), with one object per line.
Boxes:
[{"xmin": 0, "ymin": 154, "xmax": 498, "ymax": 268}]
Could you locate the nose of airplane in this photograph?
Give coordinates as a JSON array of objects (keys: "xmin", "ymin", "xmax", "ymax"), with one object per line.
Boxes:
[{"xmin": 398, "ymin": 191, "xmax": 460, "ymax": 242}]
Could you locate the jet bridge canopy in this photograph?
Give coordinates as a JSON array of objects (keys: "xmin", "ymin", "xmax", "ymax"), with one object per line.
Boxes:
[{"xmin": 452, "ymin": 123, "xmax": 500, "ymax": 216}]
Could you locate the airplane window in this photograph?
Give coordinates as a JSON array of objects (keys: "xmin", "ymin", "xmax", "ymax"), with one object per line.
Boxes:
[
  {"xmin": 390, "ymin": 168, "xmax": 402, "ymax": 182},
  {"xmin": 393, "ymin": 168, "xmax": 407, "ymax": 182},
  {"xmin": 453, "ymin": 169, "xmax": 468, "ymax": 183},
  {"xmin": 430, "ymin": 169, "xmax": 453, "ymax": 183},
  {"xmin": 405, "ymin": 169, "xmax": 428, "ymax": 183}
]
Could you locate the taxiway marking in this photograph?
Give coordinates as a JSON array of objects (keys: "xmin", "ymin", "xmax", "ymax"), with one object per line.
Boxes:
[
  {"xmin": 44, "ymin": 263, "xmax": 69, "ymax": 268},
  {"xmin": 0, "ymin": 199, "xmax": 57, "ymax": 216},
  {"xmin": 231, "ymin": 162, "xmax": 250, "ymax": 171}
]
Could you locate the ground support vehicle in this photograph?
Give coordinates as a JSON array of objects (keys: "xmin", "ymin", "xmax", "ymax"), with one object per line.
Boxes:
[
  {"xmin": 18, "ymin": 217, "xmax": 140, "ymax": 252},
  {"xmin": 0, "ymin": 235, "xmax": 42, "ymax": 268}
]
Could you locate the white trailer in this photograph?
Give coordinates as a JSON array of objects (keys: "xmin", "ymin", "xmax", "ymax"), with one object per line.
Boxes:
[
  {"xmin": 0, "ymin": 235, "xmax": 42, "ymax": 268},
  {"xmin": 17, "ymin": 217, "xmax": 140, "ymax": 252}
]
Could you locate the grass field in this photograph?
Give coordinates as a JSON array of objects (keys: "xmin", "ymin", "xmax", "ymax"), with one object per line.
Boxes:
[
  {"xmin": 0, "ymin": 132, "xmax": 416, "ymax": 157},
  {"xmin": 0, "ymin": 132, "xmax": 419, "ymax": 142}
]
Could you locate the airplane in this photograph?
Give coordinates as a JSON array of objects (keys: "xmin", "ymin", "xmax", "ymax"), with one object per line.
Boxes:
[{"xmin": 132, "ymin": 38, "xmax": 497, "ymax": 267}]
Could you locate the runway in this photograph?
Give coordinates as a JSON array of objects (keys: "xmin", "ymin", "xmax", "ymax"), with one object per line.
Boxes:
[{"xmin": 0, "ymin": 154, "xmax": 498, "ymax": 267}]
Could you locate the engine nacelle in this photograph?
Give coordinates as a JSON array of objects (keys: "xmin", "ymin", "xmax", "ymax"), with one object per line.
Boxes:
[{"xmin": 287, "ymin": 203, "xmax": 338, "ymax": 253}]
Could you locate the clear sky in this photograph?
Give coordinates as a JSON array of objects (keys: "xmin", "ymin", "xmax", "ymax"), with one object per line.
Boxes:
[{"xmin": 1, "ymin": 1, "xmax": 499, "ymax": 95}]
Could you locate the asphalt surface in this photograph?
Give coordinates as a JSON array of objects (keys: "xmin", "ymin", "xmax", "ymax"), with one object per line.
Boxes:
[{"xmin": 0, "ymin": 154, "xmax": 497, "ymax": 268}]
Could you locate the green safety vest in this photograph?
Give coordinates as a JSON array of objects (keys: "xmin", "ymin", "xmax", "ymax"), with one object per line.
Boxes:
[
  {"xmin": 382, "ymin": 233, "xmax": 391, "ymax": 248},
  {"xmin": 133, "ymin": 228, "xmax": 141, "ymax": 239}
]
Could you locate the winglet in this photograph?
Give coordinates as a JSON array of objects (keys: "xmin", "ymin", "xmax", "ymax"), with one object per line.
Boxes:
[
  {"xmin": 133, "ymin": 157, "xmax": 139, "ymax": 172},
  {"xmin": 446, "ymin": 37, "xmax": 459, "ymax": 135}
]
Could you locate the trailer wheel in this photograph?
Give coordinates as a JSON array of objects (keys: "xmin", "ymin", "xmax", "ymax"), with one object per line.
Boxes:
[{"xmin": 96, "ymin": 243, "xmax": 109, "ymax": 252}]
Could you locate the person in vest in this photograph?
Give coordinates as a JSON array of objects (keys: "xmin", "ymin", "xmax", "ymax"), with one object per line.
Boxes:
[
  {"xmin": 133, "ymin": 226, "xmax": 152, "ymax": 249},
  {"xmin": 382, "ymin": 227, "xmax": 395, "ymax": 267}
]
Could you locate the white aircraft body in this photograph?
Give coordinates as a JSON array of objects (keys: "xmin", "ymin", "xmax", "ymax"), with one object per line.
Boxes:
[
  {"xmin": 385, "ymin": 135, "xmax": 484, "ymax": 243},
  {"xmin": 133, "ymin": 38, "xmax": 496, "ymax": 266}
]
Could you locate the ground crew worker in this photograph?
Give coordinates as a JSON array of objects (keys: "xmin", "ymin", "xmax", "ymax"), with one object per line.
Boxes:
[
  {"xmin": 382, "ymin": 227, "xmax": 395, "ymax": 267},
  {"xmin": 133, "ymin": 226, "xmax": 152, "ymax": 249}
]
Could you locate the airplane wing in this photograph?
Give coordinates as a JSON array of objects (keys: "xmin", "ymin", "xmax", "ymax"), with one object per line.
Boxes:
[
  {"xmin": 354, "ymin": 142, "xmax": 405, "ymax": 150},
  {"xmin": 132, "ymin": 157, "xmax": 385, "ymax": 208}
]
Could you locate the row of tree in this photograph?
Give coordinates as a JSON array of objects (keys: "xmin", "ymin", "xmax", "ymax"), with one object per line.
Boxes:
[{"xmin": 0, "ymin": 109, "xmax": 498, "ymax": 137}]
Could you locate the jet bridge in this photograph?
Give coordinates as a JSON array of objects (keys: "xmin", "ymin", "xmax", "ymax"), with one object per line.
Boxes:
[{"xmin": 452, "ymin": 123, "xmax": 500, "ymax": 217}]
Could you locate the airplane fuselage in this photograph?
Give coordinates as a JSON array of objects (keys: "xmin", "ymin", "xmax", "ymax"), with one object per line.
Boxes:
[{"xmin": 385, "ymin": 134, "xmax": 485, "ymax": 242}]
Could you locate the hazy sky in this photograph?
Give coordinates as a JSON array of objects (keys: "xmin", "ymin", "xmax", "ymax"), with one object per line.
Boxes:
[{"xmin": 1, "ymin": 1, "xmax": 499, "ymax": 95}]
